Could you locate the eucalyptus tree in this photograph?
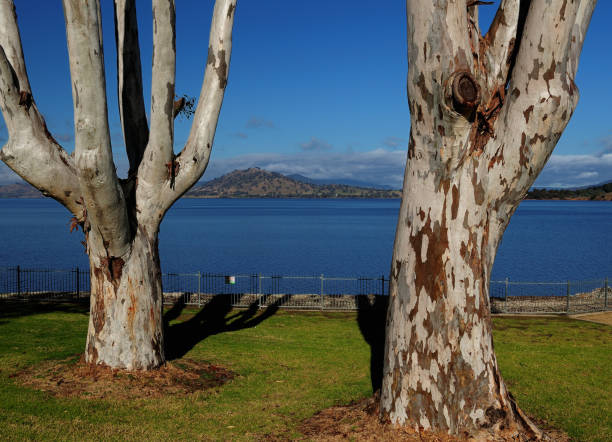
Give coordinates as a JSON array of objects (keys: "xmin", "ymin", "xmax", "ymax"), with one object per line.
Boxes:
[
  {"xmin": 381, "ymin": 0, "xmax": 596, "ymax": 438},
  {"xmin": 0, "ymin": 0, "xmax": 237, "ymax": 370}
]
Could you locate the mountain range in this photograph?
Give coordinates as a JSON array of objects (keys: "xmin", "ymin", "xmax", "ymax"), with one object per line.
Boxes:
[
  {"xmin": 185, "ymin": 168, "xmax": 400, "ymax": 198},
  {"xmin": 2, "ymin": 168, "xmax": 612, "ymax": 200}
]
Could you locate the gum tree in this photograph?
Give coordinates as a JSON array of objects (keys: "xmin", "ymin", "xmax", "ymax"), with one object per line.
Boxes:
[
  {"xmin": 381, "ymin": 0, "xmax": 596, "ymax": 438},
  {"xmin": 0, "ymin": 0, "xmax": 237, "ymax": 369}
]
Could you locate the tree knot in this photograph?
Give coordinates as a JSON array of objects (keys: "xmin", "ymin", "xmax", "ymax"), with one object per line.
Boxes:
[{"xmin": 448, "ymin": 70, "xmax": 481, "ymax": 120}]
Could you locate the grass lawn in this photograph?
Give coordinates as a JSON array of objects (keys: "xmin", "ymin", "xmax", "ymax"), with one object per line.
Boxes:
[{"xmin": 0, "ymin": 302, "xmax": 610, "ymax": 441}]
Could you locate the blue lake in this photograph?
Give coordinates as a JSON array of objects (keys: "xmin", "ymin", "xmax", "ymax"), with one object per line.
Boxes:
[{"xmin": 0, "ymin": 198, "xmax": 610, "ymax": 282}]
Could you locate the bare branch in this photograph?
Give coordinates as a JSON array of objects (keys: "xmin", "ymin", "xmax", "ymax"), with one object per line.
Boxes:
[
  {"xmin": 483, "ymin": 0, "xmax": 522, "ymax": 88},
  {"xmin": 0, "ymin": 0, "xmax": 83, "ymax": 215},
  {"xmin": 485, "ymin": 0, "xmax": 596, "ymax": 206},
  {"xmin": 138, "ymin": 0, "xmax": 176, "ymax": 189},
  {"xmin": 141, "ymin": 0, "xmax": 237, "ymax": 216},
  {"xmin": 0, "ymin": 0, "xmax": 29, "ymax": 92},
  {"xmin": 568, "ymin": 0, "xmax": 597, "ymax": 79},
  {"xmin": 63, "ymin": 0, "xmax": 130, "ymax": 257},
  {"xmin": 114, "ymin": 0, "xmax": 149, "ymax": 177}
]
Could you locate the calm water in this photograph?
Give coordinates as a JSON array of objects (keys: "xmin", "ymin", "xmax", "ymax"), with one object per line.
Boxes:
[{"xmin": 0, "ymin": 198, "xmax": 610, "ymax": 282}]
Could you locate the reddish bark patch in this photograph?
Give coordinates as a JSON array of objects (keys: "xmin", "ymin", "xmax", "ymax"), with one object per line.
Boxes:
[
  {"xmin": 299, "ymin": 395, "xmax": 568, "ymax": 441},
  {"xmin": 488, "ymin": 144, "xmax": 505, "ymax": 170},
  {"xmin": 523, "ymin": 105, "xmax": 534, "ymax": 123},
  {"xmin": 99, "ymin": 256, "xmax": 125, "ymax": 286},
  {"xmin": 519, "ymin": 133, "xmax": 529, "ymax": 168},
  {"xmin": 451, "ymin": 184, "xmax": 459, "ymax": 220},
  {"xmin": 12, "ymin": 354, "xmax": 236, "ymax": 400},
  {"xmin": 542, "ymin": 58, "xmax": 556, "ymax": 94},
  {"xmin": 18, "ymin": 91, "xmax": 33, "ymax": 112},
  {"xmin": 469, "ymin": 86, "xmax": 504, "ymax": 156}
]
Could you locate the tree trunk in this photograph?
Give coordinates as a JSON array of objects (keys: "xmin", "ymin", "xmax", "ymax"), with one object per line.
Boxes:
[
  {"xmin": 85, "ymin": 226, "xmax": 164, "ymax": 370},
  {"xmin": 380, "ymin": 167, "xmax": 534, "ymax": 437},
  {"xmin": 0, "ymin": 0, "xmax": 236, "ymax": 370},
  {"xmin": 380, "ymin": 0, "xmax": 596, "ymax": 438}
]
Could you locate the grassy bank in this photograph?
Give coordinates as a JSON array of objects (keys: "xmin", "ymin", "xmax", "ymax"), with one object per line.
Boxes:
[{"xmin": 0, "ymin": 302, "xmax": 610, "ymax": 441}]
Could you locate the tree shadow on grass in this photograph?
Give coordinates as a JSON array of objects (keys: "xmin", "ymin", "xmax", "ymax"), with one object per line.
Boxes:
[
  {"xmin": 164, "ymin": 294, "xmax": 289, "ymax": 361},
  {"xmin": 356, "ymin": 295, "xmax": 388, "ymax": 393},
  {"xmin": 0, "ymin": 300, "xmax": 89, "ymax": 320}
]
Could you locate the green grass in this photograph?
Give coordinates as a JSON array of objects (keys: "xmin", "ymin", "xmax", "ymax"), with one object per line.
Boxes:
[
  {"xmin": 493, "ymin": 316, "xmax": 612, "ymax": 442},
  {"xmin": 0, "ymin": 303, "xmax": 610, "ymax": 441}
]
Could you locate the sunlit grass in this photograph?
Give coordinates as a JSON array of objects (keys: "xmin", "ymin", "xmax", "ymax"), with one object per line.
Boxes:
[{"xmin": 0, "ymin": 303, "xmax": 609, "ymax": 441}]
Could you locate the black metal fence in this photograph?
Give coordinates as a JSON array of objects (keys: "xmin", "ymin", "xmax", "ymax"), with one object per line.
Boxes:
[{"xmin": 0, "ymin": 266, "xmax": 609, "ymax": 313}]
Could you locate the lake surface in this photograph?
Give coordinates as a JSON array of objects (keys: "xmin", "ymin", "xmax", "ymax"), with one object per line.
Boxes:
[{"xmin": 0, "ymin": 198, "xmax": 610, "ymax": 282}]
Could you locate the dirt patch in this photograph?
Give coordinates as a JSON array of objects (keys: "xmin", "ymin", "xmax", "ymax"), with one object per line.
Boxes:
[
  {"xmin": 10, "ymin": 354, "xmax": 236, "ymax": 400},
  {"xmin": 299, "ymin": 395, "xmax": 569, "ymax": 441},
  {"xmin": 571, "ymin": 311, "xmax": 612, "ymax": 326}
]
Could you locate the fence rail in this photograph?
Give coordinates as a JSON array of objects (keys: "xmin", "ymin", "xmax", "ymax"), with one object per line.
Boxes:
[{"xmin": 0, "ymin": 266, "xmax": 609, "ymax": 314}]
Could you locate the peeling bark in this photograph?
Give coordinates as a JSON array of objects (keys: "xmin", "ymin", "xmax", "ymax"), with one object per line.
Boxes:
[
  {"xmin": 0, "ymin": 0, "xmax": 237, "ymax": 369},
  {"xmin": 381, "ymin": 0, "xmax": 596, "ymax": 438},
  {"xmin": 86, "ymin": 228, "xmax": 164, "ymax": 369}
]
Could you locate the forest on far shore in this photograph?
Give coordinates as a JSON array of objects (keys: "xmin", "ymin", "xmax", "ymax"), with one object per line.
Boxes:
[{"xmin": 527, "ymin": 182, "xmax": 612, "ymax": 201}]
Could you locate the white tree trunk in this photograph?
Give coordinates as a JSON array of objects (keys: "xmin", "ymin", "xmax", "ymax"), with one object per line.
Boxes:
[
  {"xmin": 381, "ymin": 0, "xmax": 596, "ymax": 438},
  {"xmin": 0, "ymin": 0, "xmax": 237, "ymax": 369},
  {"xmin": 86, "ymin": 226, "xmax": 164, "ymax": 369}
]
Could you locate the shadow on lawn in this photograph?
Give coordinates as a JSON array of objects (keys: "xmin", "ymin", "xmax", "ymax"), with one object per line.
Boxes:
[
  {"xmin": 164, "ymin": 295, "xmax": 288, "ymax": 360},
  {"xmin": 0, "ymin": 300, "xmax": 89, "ymax": 319},
  {"xmin": 356, "ymin": 295, "xmax": 388, "ymax": 393}
]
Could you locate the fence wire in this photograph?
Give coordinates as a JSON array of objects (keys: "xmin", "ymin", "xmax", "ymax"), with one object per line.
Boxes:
[{"xmin": 0, "ymin": 266, "xmax": 609, "ymax": 313}]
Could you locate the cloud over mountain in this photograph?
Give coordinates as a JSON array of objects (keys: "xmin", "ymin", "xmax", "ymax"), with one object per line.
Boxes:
[
  {"xmin": 205, "ymin": 148, "xmax": 406, "ymax": 188},
  {"xmin": 299, "ymin": 137, "xmax": 333, "ymax": 152}
]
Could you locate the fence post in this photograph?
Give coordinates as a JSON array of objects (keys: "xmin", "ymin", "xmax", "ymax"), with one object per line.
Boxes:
[
  {"xmin": 566, "ymin": 280, "xmax": 571, "ymax": 313},
  {"xmin": 604, "ymin": 277, "xmax": 608, "ymax": 310},
  {"xmin": 75, "ymin": 267, "xmax": 80, "ymax": 299},
  {"xmin": 197, "ymin": 271, "xmax": 201, "ymax": 307},
  {"xmin": 320, "ymin": 274, "xmax": 324, "ymax": 310},
  {"xmin": 504, "ymin": 278, "xmax": 509, "ymax": 313},
  {"xmin": 381, "ymin": 275, "xmax": 385, "ymax": 296},
  {"xmin": 16, "ymin": 266, "xmax": 21, "ymax": 297},
  {"xmin": 258, "ymin": 273, "xmax": 262, "ymax": 308}
]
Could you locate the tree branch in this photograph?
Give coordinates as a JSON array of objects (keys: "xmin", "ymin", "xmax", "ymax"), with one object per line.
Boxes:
[
  {"xmin": 63, "ymin": 0, "xmax": 130, "ymax": 257},
  {"xmin": 114, "ymin": 0, "xmax": 149, "ymax": 177},
  {"xmin": 0, "ymin": 0, "xmax": 83, "ymax": 216},
  {"xmin": 142, "ymin": 0, "xmax": 236, "ymax": 216},
  {"xmin": 568, "ymin": 0, "xmax": 597, "ymax": 79},
  {"xmin": 482, "ymin": 0, "xmax": 522, "ymax": 89},
  {"xmin": 484, "ymin": 0, "xmax": 596, "ymax": 206},
  {"xmin": 403, "ymin": 0, "xmax": 478, "ymax": 174},
  {"xmin": 138, "ymin": 0, "xmax": 176, "ymax": 190}
]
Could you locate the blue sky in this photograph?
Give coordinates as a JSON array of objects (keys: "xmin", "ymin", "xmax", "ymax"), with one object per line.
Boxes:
[{"xmin": 0, "ymin": 0, "xmax": 610, "ymax": 188}]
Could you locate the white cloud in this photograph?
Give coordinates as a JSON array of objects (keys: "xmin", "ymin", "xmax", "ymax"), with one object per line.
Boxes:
[
  {"xmin": 299, "ymin": 137, "xmax": 333, "ymax": 151},
  {"xmin": 383, "ymin": 136, "xmax": 405, "ymax": 148},
  {"xmin": 535, "ymin": 152, "xmax": 612, "ymax": 188},
  {"xmin": 245, "ymin": 117, "xmax": 275, "ymax": 129},
  {"xmin": 575, "ymin": 171, "xmax": 598, "ymax": 180}
]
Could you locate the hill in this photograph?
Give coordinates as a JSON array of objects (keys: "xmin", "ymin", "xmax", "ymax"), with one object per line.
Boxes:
[
  {"xmin": 527, "ymin": 182, "xmax": 612, "ymax": 201},
  {"xmin": 286, "ymin": 173, "xmax": 394, "ymax": 190},
  {"xmin": 185, "ymin": 168, "xmax": 401, "ymax": 198},
  {"xmin": 4, "ymin": 170, "xmax": 612, "ymax": 200},
  {"xmin": 0, "ymin": 183, "xmax": 43, "ymax": 198}
]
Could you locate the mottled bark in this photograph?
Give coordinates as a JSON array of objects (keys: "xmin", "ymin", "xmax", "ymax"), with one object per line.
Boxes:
[
  {"xmin": 114, "ymin": 0, "xmax": 149, "ymax": 177},
  {"xmin": 86, "ymin": 227, "xmax": 164, "ymax": 369},
  {"xmin": 381, "ymin": 0, "xmax": 596, "ymax": 438},
  {"xmin": 0, "ymin": 0, "xmax": 237, "ymax": 369}
]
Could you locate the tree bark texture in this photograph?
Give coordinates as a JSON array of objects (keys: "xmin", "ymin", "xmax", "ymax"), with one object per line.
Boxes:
[
  {"xmin": 381, "ymin": 0, "xmax": 596, "ymax": 438},
  {"xmin": 0, "ymin": 0, "xmax": 237, "ymax": 369}
]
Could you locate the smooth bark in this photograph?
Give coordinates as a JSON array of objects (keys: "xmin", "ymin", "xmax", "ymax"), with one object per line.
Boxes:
[
  {"xmin": 381, "ymin": 0, "xmax": 596, "ymax": 438},
  {"xmin": 0, "ymin": 0, "xmax": 237, "ymax": 369}
]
